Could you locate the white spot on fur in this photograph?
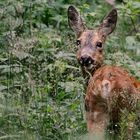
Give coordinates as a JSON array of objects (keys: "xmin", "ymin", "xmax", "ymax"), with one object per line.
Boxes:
[
  {"xmin": 93, "ymin": 111, "xmax": 100, "ymax": 120},
  {"xmin": 101, "ymin": 80, "xmax": 111, "ymax": 98}
]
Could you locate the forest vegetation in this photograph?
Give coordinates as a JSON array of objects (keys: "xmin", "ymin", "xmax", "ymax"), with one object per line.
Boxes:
[{"xmin": 0, "ymin": 0, "xmax": 140, "ymax": 139}]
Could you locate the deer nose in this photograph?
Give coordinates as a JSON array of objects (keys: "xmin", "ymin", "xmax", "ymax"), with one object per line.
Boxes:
[{"xmin": 80, "ymin": 55, "xmax": 93, "ymax": 66}]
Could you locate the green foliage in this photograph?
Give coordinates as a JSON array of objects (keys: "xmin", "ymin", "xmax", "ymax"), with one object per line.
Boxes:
[{"xmin": 0, "ymin": 0, "xmax": 139, "ymax": 139}]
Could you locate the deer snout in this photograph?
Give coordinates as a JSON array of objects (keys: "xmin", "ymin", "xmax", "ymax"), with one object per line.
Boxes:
[{"xmin": 79, "ymin": 55, "xmax": 94, "ymax": 66}]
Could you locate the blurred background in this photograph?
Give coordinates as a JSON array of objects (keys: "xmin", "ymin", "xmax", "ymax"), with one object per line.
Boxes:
[{"xmin": 0, "ymin": 0, "xmax": 140, "ymax": 139}]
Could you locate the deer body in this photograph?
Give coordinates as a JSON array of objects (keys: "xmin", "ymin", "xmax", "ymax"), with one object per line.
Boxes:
[
  {"xmin": 68, "ymin": 6, "xmax": 140, "ymax": 138},
  {"xmin": 85, "ymin": 65, "xmax": 140, "ymax": 134}
]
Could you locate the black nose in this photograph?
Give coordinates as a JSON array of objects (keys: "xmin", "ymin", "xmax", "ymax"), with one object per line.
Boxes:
[{"xmin": 80, "ymin": 55, "xmax": 93, "ymax": 66}]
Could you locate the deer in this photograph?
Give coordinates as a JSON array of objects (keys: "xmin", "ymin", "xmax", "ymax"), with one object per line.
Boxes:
[{"xmin": 68, "ymin": 6, "xmax": 140, "ymax": 139}]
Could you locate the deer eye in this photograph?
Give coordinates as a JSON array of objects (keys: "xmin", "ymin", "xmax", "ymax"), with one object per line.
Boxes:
[
  {"xmin": 96, "ymin": 42, "xmax": 102, "ymax": 48},
  {"xmin": 76, "ymin": 40, "xmax": 81, "ymax": 46}
]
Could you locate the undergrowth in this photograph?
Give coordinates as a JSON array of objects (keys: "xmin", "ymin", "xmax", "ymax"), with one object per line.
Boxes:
[{"xmin": 0, "ymin": 0, "xmax": 139, "ymax": 139}]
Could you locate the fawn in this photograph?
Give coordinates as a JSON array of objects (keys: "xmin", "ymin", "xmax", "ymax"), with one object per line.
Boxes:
[{"xmin": 68, "ymin": 6, "xmax": 140, "ymax": 139}]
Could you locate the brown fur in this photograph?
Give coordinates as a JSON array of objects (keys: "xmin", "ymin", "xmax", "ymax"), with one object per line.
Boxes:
[
  {"xmin": 85, "ymin": 66, "xmax": 140, "ymax": 134},
  {"xmin": 68, "ymin": 6, "xmax": 140, "ymax": 139},
  {"xmin": 76, "ymin": 30, "xmax": 105, "ymax": 66}
]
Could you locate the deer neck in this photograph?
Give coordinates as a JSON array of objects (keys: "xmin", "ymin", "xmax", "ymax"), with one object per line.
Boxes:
[{"xmin": 82, "ymin": 63, "xmax": 104, "ymax": 86}]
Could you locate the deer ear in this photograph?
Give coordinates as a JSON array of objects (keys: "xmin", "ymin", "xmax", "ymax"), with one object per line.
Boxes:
[
  {"xmin": 68, "ymin": 6, "xmax": 85, "ymax": 36},
  {"xmin": 99, "ymin": 9, "xmax": 117, "ymax": 36}
]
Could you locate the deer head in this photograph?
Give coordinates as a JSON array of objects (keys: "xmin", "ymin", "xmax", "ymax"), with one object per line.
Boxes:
[{"xmin": 68, "ymin": 6, "xmax": 117, "ymax": 78}]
